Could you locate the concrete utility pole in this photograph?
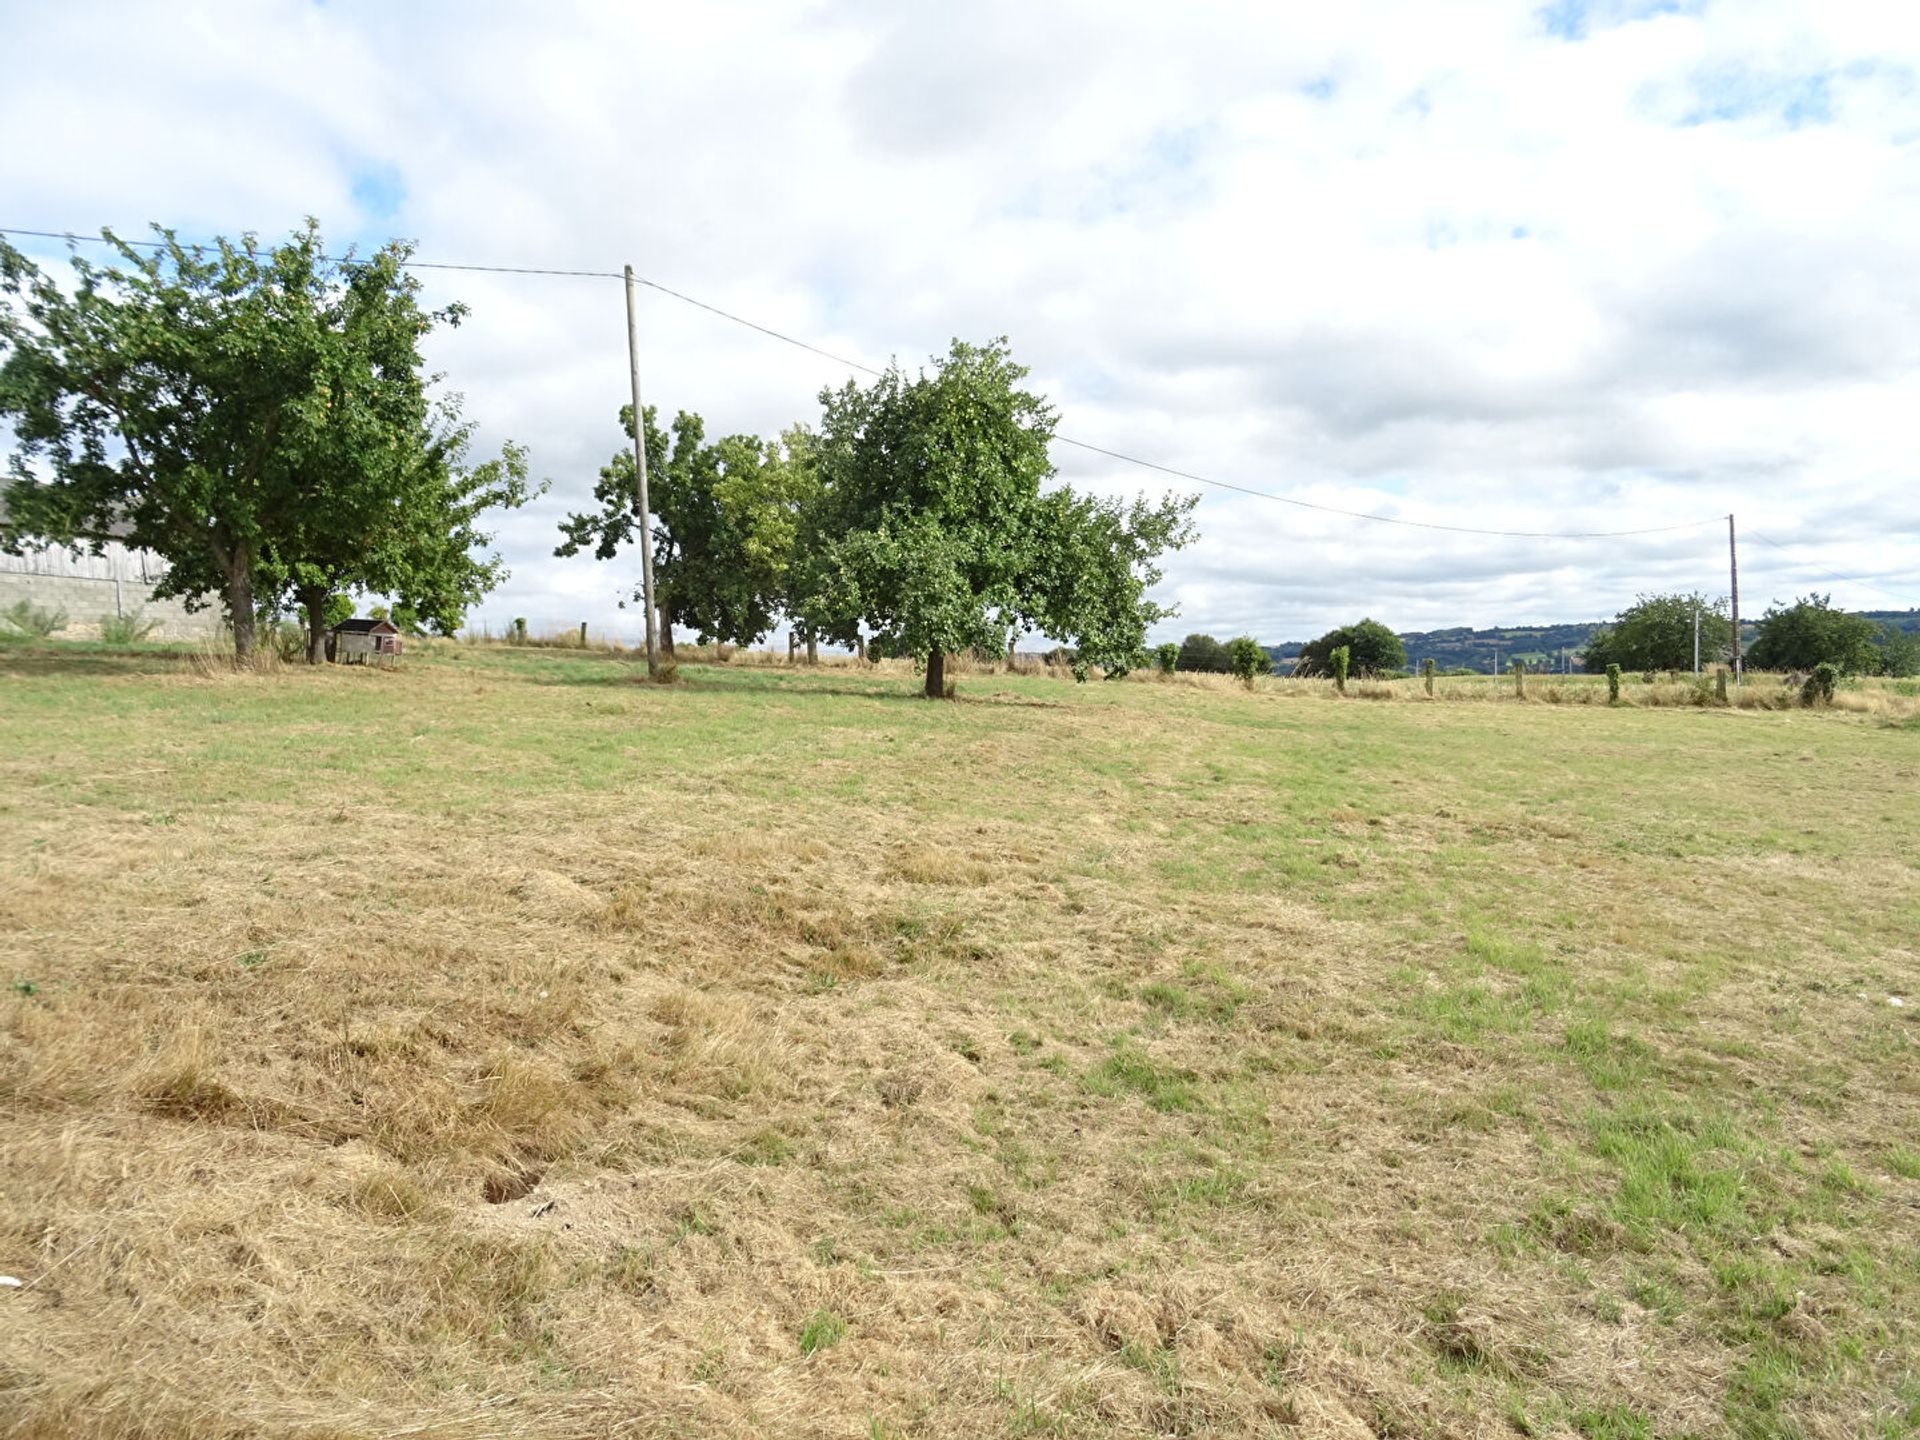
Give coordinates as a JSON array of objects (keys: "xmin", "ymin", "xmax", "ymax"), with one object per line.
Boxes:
[
  {"xmin": 1728, "ymin": 513, "xmax": 1741, "ymax": 685},
  {"xmin": 624, "ymin": 265, "xmax": 659, "ymax": 675},
  {"xmin": 1693, "ymin": 604, "xmax": 1701, "ymax": 674}
]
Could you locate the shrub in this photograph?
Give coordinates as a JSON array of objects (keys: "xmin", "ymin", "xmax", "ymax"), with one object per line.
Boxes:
[
  {"xmin": 1873, "ymin": 622, "xmax": 1919, "ymax": 677},
  {"xmin": 1296, "ymin": 618, "xmax": 1405, "ymax": 677},
  {"xmin": 265, "ymin": 621, "xmax": 307, "ymax": 664},
  {"xmin": 1422, "ymin": 657, "xmax": 1435, "ymax": 697},
  {"xmin": 1176, "ymin": 633, "xmax": 1228, "ymax": 673},
  {"xmin": 1606, "ymin": 664, "xmax": 1621, "ymax": 704},
  {"xmin": 98, "ymin": 609, "xmax": 159, "ymax": 644},
  {"xmin": 1331, "ymin": 645, "xmax": 1350, "ymax": 694},
  {"xmin": 1, "ymin": 600, "xmax": 69, "ymax": 639},
  {"xmin": 511, "ymin": 617, "xmax": 528, "ymax": 644},
  {"xmin": 1153, "ymin": 641, "xmax": 1179, "ymax": 675},
  {"xmin": 1801, "ymin": 662, "xmax": 1838, "ymax": 707},
  {"xmin": 1225, "ymin": 636, "xmax": 1272, "ymax": 687}
]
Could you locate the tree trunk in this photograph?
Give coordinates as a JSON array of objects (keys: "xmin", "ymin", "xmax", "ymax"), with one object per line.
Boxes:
[
  {"xmin": 225, "ymin": 559, "xmax": 257, "ymax": 664},
  {"xmin": 659, "ymin": 612, "xmax": 675, "ymax": 656},
  {"xmin": 299, "ymin": 586, "xmax": 328, "ymax": 665},
  {"xmin": 806, "ymin": 630, "xmax": 818, "ymax": 666},
  {"xmin": 925, "ymin": 645, "xmax": 946, "ymax": 699}
]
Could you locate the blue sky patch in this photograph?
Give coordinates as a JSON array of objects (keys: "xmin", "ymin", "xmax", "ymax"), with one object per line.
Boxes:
[
  {"xmin": 350, "ymin": 164, "xmax": 406, "ymax": 223},
  {"xmin": 1680, "ymin": 68, "xmax": 1832, "ymax": 127},
  {"xmin": 1538, "ymin": 0, "xmax": 1697, "ymax": 42}
]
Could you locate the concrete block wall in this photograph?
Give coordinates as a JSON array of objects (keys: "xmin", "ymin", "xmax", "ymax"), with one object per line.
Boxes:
[{"xmin": 0, "ymin": 546, "xmax": 222, "ymax": 641}]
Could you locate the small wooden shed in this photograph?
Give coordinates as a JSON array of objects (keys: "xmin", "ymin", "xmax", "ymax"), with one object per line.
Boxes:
[{"xmin": 330, "ymin": 617, "xmax": 402, "ymax": 665}]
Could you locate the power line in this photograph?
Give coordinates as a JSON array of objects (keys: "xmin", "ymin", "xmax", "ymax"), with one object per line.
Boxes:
[
  {"xmin": 1746, "ymin": 528, "xmax": 1917, "ymax": 610},
  {"xmin": 628, "ymin": 275, "xmax": 886, "ymax": 377},
  {"xmin": 1051, "ymin": 436, "xmax": 1718, "ymax": 538},
  {"xmin": 0, "ymin": 222, "xmax": 1745, "ymax": 540}
]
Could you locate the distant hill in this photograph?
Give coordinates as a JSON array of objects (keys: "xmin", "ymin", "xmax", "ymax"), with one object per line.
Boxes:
[
  {"xmin": 1263, "ymin": 622, "xmax": 1596, "ymax": 673},
  {"xmin": 1263, "ymin": 608, "xmax": 1919, "ymax": 674}
]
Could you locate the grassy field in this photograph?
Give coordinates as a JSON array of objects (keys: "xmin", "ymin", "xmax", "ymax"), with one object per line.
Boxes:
[{"xmin": 1, "ymin": 645, "xmax": 1916, "ymax": 1439}]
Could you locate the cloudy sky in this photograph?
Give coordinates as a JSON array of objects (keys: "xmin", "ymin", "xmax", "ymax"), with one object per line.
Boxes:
[{"xmin": 4, "ymin": 0, "xmax": 1918, "ymax": 644}]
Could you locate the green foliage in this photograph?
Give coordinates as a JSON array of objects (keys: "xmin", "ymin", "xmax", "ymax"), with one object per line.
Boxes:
[
  {"xmin": 793, "ymin": 338, "xmax": 1195, "ymax": 693},
  {"xmin": 0, "ymin": 600, "xmax": 67, "ymax": 638},
  {"xmin": 1801, "ymin": 662, "xmax": 1839, "ymax": 707},
  {"xmin": 1153, "ymin": 641, "xmax": 1179, "ymax": 675},
  {"xmin": 1606, "ymin": 663, "xmax": 1621, "ymax": 703},
  {"xmin": 796, "ymin": 339, "xmax": 1054, "ymax": 683},
  {"xmin": 1296, "ymin": 618, "xmax": 1405, "ymax": 678},
  {"xmin": 1582, "ymin": 593, "xmax": 1730, "ymax": 674},
  {"xmin": 1748, "ymin": 594, "xmax": 1879, "ymax": 674},
  {"xmin": 1870, "ymin": 622, "xmax": 1919, "ymax": 677},
  {"xmin": 1176, "ymin": 633, "xmax": 1228, "ymax": 673},
  {"xmin": 1422, "ymin": 657, "xmax": 1435, "ymax": 696},
  {"xmin": 97, "ymin": 609, "xmax": 158, "ymax": 644},
  {"xmin": 0, "ymin": 224, "xmax": 537, "ymax": 662},
  {"xmin": 1225, "ymin": 635, "xmax": 1271, "ymax": 686},
  {"xmin": 1331, "ymin": 645, "xmax": 1351, "ymax": 693},
  {"xmin": 559, "ymin": 409, "xmax": 817, "ymax": 650}
]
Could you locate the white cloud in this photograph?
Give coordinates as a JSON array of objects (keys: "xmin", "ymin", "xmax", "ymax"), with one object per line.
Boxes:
[{"xmin": 3, "ymin": 0, "xmax": 1917, "ymax": 643}]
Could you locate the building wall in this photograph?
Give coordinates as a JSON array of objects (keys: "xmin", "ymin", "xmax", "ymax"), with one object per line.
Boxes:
[{"xmin": 0, "ymin": 544, "xmax": 223, "ymax": 640}]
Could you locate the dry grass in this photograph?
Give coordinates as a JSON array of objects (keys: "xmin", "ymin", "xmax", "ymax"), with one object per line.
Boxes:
[{"xmin": 0, "ymin": 645, "xmax": 1915, "ymax": 1438}]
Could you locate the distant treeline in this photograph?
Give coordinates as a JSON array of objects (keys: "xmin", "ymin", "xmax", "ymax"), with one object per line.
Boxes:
[{"xmin": 1264, "ymin": 609, "xmax": 1920, "ymax": 673}]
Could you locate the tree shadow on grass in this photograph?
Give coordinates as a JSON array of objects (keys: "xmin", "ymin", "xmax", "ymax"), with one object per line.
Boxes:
[
  {"xmin": 0, "ymin": 647, "xmax": 200, "ymax": 679},
  {"xmin": 523, "ymin": 661, "xmax": 1072, "ymax": 708}
]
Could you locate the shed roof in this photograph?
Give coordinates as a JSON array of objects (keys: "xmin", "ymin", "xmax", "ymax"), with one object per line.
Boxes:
[{"xmin": 332, "ymin": 618, "xmax": 400, "ymax": 634}]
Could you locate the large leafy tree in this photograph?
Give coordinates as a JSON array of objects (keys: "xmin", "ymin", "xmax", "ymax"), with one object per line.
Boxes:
[
  {"xmin": 795, "ymin": 338, "xmax": 1195, "ymax": 696},
  {"xmin": 1581, "ymin": 592, "xmax": 1731, "ymax": 674},
  {"xmin": 1295, "ymin": 618, "xmax": 1406, "ymax": 677},
  {"xmin": 556, "ymin": 407, "xmax": 816, "ymax": 651},
  {"xmin": 0, "ymin": 224, "xmax": 517, "ymax": 662},
  {"xmin": 1, "ymin": 226, "xmax": 329, "ymax": 659},
  {"xmin": 1746, "ymin": 594, "xmax": 1880, "ymax": 674}
]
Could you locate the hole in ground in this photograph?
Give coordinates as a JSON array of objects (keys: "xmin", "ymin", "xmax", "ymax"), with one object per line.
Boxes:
[{"xmin": 481, "ymin": 1167, "xmax": 543, "ymax": 1204}]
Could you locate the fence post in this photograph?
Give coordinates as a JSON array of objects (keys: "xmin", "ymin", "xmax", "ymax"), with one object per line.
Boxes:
[
  {"xmin": 579, "ymin": 621, "xmax": 588, "ymax": 648},
  {"xmin": 1512, "ymin": 658, "xmax": 1525, "ymax": 698}
]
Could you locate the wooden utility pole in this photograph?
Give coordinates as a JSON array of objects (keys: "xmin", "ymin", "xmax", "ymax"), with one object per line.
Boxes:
[
  {"xmin": 1693, "ymin": 604, "xmax": 1701, "ymax": 674},
  {"xmin": 1728, "ymin": 513, "xmax": 1741, "ymax": 684},
  {"xmin": 624, "ymin": 265, "xmax": 659, "ymax": 675}
]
